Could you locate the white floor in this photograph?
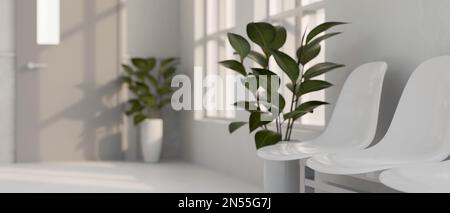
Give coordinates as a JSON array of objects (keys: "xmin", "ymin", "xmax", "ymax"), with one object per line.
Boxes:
[{"xmin": 0, "ymin": 161, "xmax": 262, "ymax": 193}]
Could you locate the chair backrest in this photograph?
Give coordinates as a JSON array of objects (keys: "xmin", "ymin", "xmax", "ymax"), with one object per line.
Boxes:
[
  {"xmin": 316, "ymin": 62, "xmax": 387, "ymax": 149},
  {"xmin": 374, "ymin": 56, "xmax": 450, "ymax": 160}
]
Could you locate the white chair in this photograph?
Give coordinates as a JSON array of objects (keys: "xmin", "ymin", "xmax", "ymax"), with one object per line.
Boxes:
[
  {"xmin": 380, "ymin": 161, "xmax": 450, "ymax": 193},
  {"xmin": 258, "ymin": 62, "xmax": 387, "ymax": 193},
  {"xmin": 307, "ymin": 56, "xmax": 450, "ymax": 178}
]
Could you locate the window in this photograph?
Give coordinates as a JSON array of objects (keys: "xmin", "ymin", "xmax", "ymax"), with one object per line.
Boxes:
[
  {"xmin": 37, "ymin": 0, "xmax": 60, "ymax": 45},
  {"xmin": 195, "ymin": 0, "xmax": 326, "ymax": 127},
  {"xmin": 194, "ymin": 0, "xmax": 236, "ymax": 119}
]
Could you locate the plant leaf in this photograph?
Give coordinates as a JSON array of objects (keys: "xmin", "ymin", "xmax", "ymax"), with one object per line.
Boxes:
[
  {"xmin": 126, "ymin": 100, "xmax": 144, "ymax": 116},
  {"xmin": 228, "ymin": 33, "xmax": 251, "ymax": 61},
  {"xmin": 284, "ymin": 110, "xmax": 307, "ymax": 121},
  {"xmin": 158, "ymin": 98, "xmax": 172, "ymax": 109},
  {"xmin": 161, "ymin": 58, "xmax": 178, "ymax": 67},
  {"xmin": 162, "ymin": 67, "xmax": 177, "ymax": 79},
  {"xmin": 133, "ymin": 114, "xmax": 147, "ymax": 125},
  {"xmin": 160, "ymin": 58, "xmax": 179, "ymax": 73},
  {"xmin": 136, "ymin": 71, "xmax": 148, "ymax": 81},
  {"xmin": 287, "ymin": 83, "xmax": 295, "ymax": 94},
  {"xmin": 135, "ymin": 82, "xmax": 150, "ymax": 95},
  {"xmin": 303, "ymin": 62, "xmax": 345, "ymax": 80},
  {"xmin": 157, "ymin": 87, "xmax": 173, "ymax": 96},
  {"xmin": 297, "ymin": 101, "xmax": 329, "ymax": 113},
  {"xmin": 284, "ymin": 101, "xmax": 329, "ymax": 121},
  {"xmin": 247, "ymin": 22, "xmax": 276, "ymax": 50},
  {"xmin": 146, "ymin": 58, "xmax": 157, "ymax": 72},
  {"xmin": 297, "ymin": 43, "xmax": 321, "ymax": 65},
  {"xmin": 241, "ymin": 75, "xmax": 259, "ymax": 96},
  {"xmin": 141, "ymin": 95, "xmax": 157, "ymax": 107},
  {"xmin": 146, "ymin": 74, "xmax": 159, "ymax": 89},
  {"xmin": 128, "ymin": 85, "xmax": 139, "ymax": 95},
  {"xmin": 248, "ymin": 51, "xmax": 268, "ymax": 68},
  {"xmin": 251, "ymin": 68, "xmax": 277, "ymax": 76},
  {"xmin": 122, "ymin": 64, "xmax": 134, "ymax": 75},
  {"xmin": 255, "ymin": 130, "xmax": 282, "ymax": 149},
  {"xmin": 229, "ymin": 122, "xmax": 247, "ymax": 134},
  {"xmin": 272, "ymin": 50, "xmax": 299, "ymax": 83},
  {"xmin": 260, "ymin": 93, "xmax": 286, "ymax": 114},
  {"xmin": 122, "ymin": 76, "xmax": 133, "ymax": 85},
  {"xmin": 274, "ymin": 94, "xmax": 286, "ymax": 112},
  {"xmin": 271, "ymin": 26, "xmax": 287, "ymax": 50},
  {"xmin": 251, "ymin": 68, "xmax": 280, "ymax": 93},
  {"xmin": 234, "ymin": 101, "xmax": 258, "ymax": 112},
  {"xmin": 219, "ymin": 60, "xmax": 247, "ymax": 76},
  {"xmin": 132, "ymin": 58, "xmax": 150, "ymax": 71},
  {"xmin": 297, "ymin": 80, "xmax": 333, "ymax": 97},
  {"xmin": 249, "ymin": 112, "xmax": 273, "ymax": 133},
  {"xmin": 308, "ymin": 32, "xmax": 342, "ymax": 47},
  {"xmin": 306, "ymin": 22, "xmax": 347, "ymax": 43},
  {"xmin": 298, "ymin": 33, "xmax": 341, "ymax": 65}
]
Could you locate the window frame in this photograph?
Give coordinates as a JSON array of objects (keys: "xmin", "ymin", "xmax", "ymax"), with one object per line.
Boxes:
[{"xmin": 198, "ymin": 0, "xmax": 327, "ymax": 130}]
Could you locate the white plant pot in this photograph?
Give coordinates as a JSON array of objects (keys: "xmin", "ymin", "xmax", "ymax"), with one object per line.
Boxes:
[
  {"xmin": 140, "ymin": 119, "xmax": 163, "ymax": 163},
  {"xmin": 261, "ymin": 141, "xmax": 301, "ymax": 193},
  {"xmin": 264, "ymin": 160, "xmax": 300, "ymax": 193}
]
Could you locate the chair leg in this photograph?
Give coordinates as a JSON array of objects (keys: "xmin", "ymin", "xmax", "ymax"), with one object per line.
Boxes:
[
  {"xmin": 264, "ymin": 160, "xmax": 300, "ymax": 193},
  {"xmin": 304, "ymin": 163, "xmax": 316, "ymax": 193}
]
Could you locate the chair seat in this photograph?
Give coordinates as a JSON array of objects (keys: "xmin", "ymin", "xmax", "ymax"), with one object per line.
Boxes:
[
  {"xmin": 257, "ymin": 141, "xmax": 357, "ymax": 161},
  {"xmin": 257, "ymin": 62, "xmax": 387, "ymax": 163},
  {"xmin": 307, "ymin": 56, "xmax": 450, "ymax": 178},
  {"xmin": 380, "ymin": 161, "xmax": 450, "ymax": 193},
  {"xmin": 307, "ymin": 149, "xmax": 439, "ymax": 175}
]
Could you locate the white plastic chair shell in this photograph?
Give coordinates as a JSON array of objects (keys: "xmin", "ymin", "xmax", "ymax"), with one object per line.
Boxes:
[
  {"xmin": 257, "ymin": 62, "xmax": 388, "ymax": 161},
  {"xmin": 308, "ymin": 56, "xmax": 450, "ymax": 175},
  {"xmin": 380, "ymin": 161, "xmax": 450, "ymax": 193}
]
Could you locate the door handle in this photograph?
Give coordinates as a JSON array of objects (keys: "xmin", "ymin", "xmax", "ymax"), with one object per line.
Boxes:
[{"xmin": 26, "ymin": 62, "xmax": 48, "ymax": 70}]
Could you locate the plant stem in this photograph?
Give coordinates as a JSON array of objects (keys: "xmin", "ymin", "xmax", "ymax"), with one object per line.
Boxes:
[
  {"xmin": 285, "ymin": 84, "xmax": 297, "ymax": 141},
  {"xmin": 276, "ymin": 117, "xmax": 280, "ymax": 134},
  {"xmin": 287, "ymin": 97, "xmax": 299, "ymax": 140},
  {"xmin": 287, "ymin": 66, "xmax": 306, "ymax": 140}
]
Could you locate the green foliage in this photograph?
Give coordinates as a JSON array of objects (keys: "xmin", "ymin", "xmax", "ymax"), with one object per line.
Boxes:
[
  {"xmin": 228, "ymin": 33, "xmax": 251, "ymax": 61},
  {"xmin": 272, "ymin": 50, "xmax": 300, "ymax": 83},
  {"xmin": 248, "ymin": 51, "xmax": 269, "ymax": 68},
  {"xmin": 229, "ymin": 122, "xmax": 247, "ymax": 134},
  {"xmin": 271, "ymin": 26, "xmax": 287, "ymax": 50},
  {"xmin": 255, "ymin": 130, "xmax": 282, "ymax": 149},
  {"xmin": 303, "ymin": 63, "xmax": 345, "ymax": 80},
  {"xmin": 219, "ymin": 60, "xmax": 247, "ymax": 76},
  {"xmin": 249, "ymin": 112, "xmax": 273, "ymax": 133},
  {"xmin": 306, "ymin": 22, "xmax": 347, "ymax": 43},
  {"xmin": 122, "ymin": 57, "xmax": 179, "ymax": 125},
  {"xmin": 247, "ymin": 22, "xmax": 277, "ymax": 53},
  {"xmin": 221, "ymin": 22, "xmax": 346, "ymax": 149}
]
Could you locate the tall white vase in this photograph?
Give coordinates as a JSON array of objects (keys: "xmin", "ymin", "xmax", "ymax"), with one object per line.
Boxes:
[{"xmin": 140, "ymin": 119, "xmax": 163, "ymax": 163}]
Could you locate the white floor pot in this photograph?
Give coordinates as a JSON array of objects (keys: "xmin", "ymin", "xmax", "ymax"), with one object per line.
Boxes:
[{"xmin": 140, "ymin": 119, "xmax": 163, "ymax": 163}]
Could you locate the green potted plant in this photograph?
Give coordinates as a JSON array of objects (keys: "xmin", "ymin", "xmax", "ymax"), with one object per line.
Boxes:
[
  {"xmin": 220, "ymin": 22, "xmax": 346, "ymax": 149},
  {"xmin": 122, "ymin": 57, "xmax": 179, "ymax": 163}
]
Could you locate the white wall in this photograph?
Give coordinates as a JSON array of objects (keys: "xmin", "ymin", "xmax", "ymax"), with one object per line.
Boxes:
[
  {"xmin": 326, "ymin": 0, "xmax": 450, "ymax": 142},
  {"xmin": 321, "ymin": 0, "xmax": 450, "ymax": 192},
  {"xmin": 125, "ymin": 0, "xmax": 181, "ymax": 161},
  {"xmin": 0, "ymin": 0, "xmax": 15, "ymax": 164},
  {"xmin": 127, "ymin": 0, "xmax": 180, "ymax": 57}
]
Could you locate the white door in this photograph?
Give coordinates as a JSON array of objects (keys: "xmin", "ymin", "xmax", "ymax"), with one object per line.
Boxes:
[{"xmin": 15, "ymin": 0, "xmax": 124, "ymax": 162}]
